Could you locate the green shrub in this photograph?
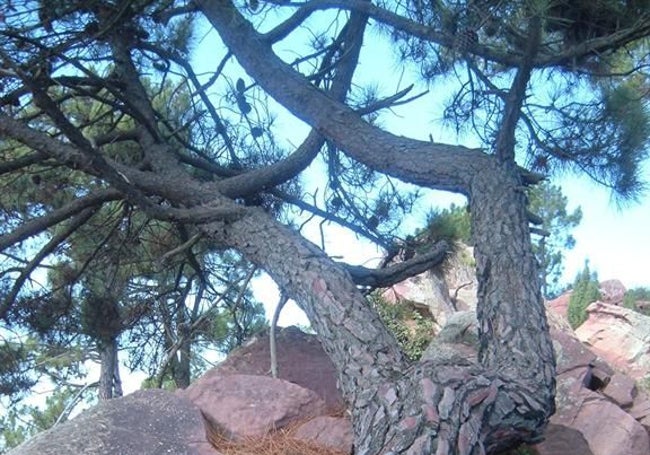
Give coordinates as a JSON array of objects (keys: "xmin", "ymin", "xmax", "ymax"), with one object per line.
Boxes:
[{"xmin": 369, "ymin": 293, "xmax": 435, "ymax": 361}]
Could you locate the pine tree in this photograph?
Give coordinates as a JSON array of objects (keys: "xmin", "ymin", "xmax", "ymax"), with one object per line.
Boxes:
[
  {"xmin": 567, "ymin": 262, "xmax": 601, "ymax": 329},
  {"xmin": 1, "ymin": 0, "xmax": 649, "ymax": 452}
]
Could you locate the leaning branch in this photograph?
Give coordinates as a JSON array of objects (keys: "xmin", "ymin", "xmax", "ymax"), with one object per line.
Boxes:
[
  {"xmin": 0, "ymin": 189, "xmax": 123, "ymax": 252},
  {"xmin": 344, "ymin": 240, "xmax": 449, "ymax": 288},
  {"xmin": 0, "ymin": 208, "xmax": 97, "ymax": 320}
]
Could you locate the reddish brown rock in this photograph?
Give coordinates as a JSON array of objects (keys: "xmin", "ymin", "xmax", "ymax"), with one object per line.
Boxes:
[
  {"xmin": 293, "ymin": 416, "xmax": 353, "ymax": 453},
  {"xmin": 575, "ymin": 302, "xmax": 650, "ymax": 380},
  {"xmin": 210, "ymin": 326, "xmax": 343, "ymax": 410},
  {"xmin": 534, "ymin": 424, "xmax": 593, "ymax": 455},
  {"xmin": 547, "ymin": 292, "xmax": 571, "ymax": 320},
  {"xmin": 602, "ymin": 373, "xmax": 637, "ymax": 408},
  {"xmin": 599, "ymin": 279, "xmax": 626, "ymax": 305},
  {"xmin": 569, "ymin": 397, "xmax": 649, "ymax": 455},
  {"xmin": 630, "ymin": 393, "xmax": 650, "ymax": 436},
  {"xmin": 7, "ymin": 389, "xmax": 218, "ymax": 455},
  {"xmin": 183, "ymin": 373, "xmax": 327, "ymax": 439}
]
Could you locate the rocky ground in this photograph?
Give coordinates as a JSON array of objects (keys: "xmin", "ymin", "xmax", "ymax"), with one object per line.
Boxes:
[{"xmin": 7, "ymin": 254, "xmax": 650, "ymax": 455}]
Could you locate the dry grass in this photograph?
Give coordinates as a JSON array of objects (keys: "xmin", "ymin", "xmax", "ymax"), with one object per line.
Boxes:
[
  {"xmin": 210, "ymin": 428, "xmax": 348, "ymax": 455},
  {"xmin": 205, "ymin": 408, "xmax": 350, "ymax": 455}
]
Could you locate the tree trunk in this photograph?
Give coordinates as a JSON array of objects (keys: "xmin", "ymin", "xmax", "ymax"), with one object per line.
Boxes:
[
  {"xmin": 173, "ymin": 321, "xmax": 192, "ymax": 389},
  {"xmin": 203, "ymin": 158, "xmax": 556, "ymax": 454},
  {"xmin": 98, "ymin": 337, "xmax": 120, "ymax": 401}
]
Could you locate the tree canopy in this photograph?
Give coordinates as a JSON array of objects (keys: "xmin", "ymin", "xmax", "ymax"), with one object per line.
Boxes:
[{"xmin": 1, "ymin": 0, "xmax": 649, "ymax": 453}]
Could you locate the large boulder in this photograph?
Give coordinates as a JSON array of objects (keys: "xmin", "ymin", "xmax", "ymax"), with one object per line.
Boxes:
[
  {"xmin": 576, "ymin": 302, "xmax": 650, "ymax": 380},
  {"xmin": 182, "ymin": 373, "xmax": 327, "ymax": 439},
  {"xmin": 598, "ymin": 279, "xmax": 626, "ymax": 305},
  {"xmin": 7, "ymin": 389, "xmax": 217, "ymax": 455},
  {"xmin": 211, "ymin": 326, "xmax": 343, "ymax": 410}
]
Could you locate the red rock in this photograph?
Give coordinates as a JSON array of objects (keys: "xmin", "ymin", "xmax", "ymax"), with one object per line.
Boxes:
[
  {"xmin": 602, "ymin": 373, "xmax": 637, "ymax": 408},
  {"xmin": 599, "ymin": 279, "xmax": 626, "ymax": 305},
  {"xmin": 575, "ymin": 302, "xmax": 650, "ymax": 380},
  {"xmin": 630, "ymin": 393, "xmax": 650, "ymax": 436},
  {"xmin": 569, "ymin": 398, "xmax": 649, "ymax": 455},
  {"xmin": 183, "ymin": 373, "xmax": 327, "ymax": 439},
  {"xmin": 534, "ymin": 423, "xmax": 592, "ymax": 455},
  {"xmin": 210, "ymin": 326, "xmax": 343, "ymax": 410},
  {"xmin": 550, "ymin": 328, "xmax": 595, "ymax": 377},
  {"xmin": 547, "ymin": 292, "xmax": 571, "ymax": 320},
  {"xmin": 293, "ymin": 416, "xmax": 353, "ymax": 453}
]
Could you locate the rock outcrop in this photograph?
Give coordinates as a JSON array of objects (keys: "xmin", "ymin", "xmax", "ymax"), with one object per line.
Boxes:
[
  {"xmin": 181, "ymin": 373, "xmax": 327, "ymax": 439},
  {"xmin": 382, "ymin": 245, "xmax": 478, "ymax": 328},
  {"xmin": 8, "ymin": 277, "xmax": 650, "ymax": 455},
  {"xmin": 211, "ymin": 325, "xmax": 343, "ymax": 410},
  {"xmin": 576, "ymin": 301, "xmax": 650, "ymax": 381},
  {"xmin": 7, "ymin": 389, "xmax": 218, "ymax": 455}
]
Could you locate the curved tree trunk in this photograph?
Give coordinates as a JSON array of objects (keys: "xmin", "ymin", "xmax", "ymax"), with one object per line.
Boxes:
[{"xmin": 202, "ymin": 157, "xmax": 555, "ymax": 454}]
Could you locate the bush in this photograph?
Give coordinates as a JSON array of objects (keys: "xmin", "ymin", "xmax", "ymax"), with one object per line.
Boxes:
[{"xmin": 369, "ymin": 293, "xmax": 435, "ymax": 361}]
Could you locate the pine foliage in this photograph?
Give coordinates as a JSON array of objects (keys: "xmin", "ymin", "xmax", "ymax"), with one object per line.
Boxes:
[{"xmin": 567, "ymin": 262, "xmax": 601, "ymax": 329}]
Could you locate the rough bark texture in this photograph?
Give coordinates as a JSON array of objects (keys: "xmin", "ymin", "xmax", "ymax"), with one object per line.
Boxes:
[
  {"xmin": 192, "ymin": 2, "xmax": 557, "ymax": 453},
  {"xmin": 98, "ymin": 338, "xmax": 121, "ymax": 401},
  {"xmin": 0, "ymin": 2, "xmax": 563, "ymax": 453},
  {"xmin": 201, "ymin": 179, "xmax": 555, "ymax": 454}
]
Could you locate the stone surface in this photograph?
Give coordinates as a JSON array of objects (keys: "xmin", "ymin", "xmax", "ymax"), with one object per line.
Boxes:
[
  {"xmin": 183, "ymin": 373, "xmax": 327, "ymax": 439},
  {"xmin": 381, "ymin": 246, "xmax": 477, "ymax": 327},
  {"xmin": 566, "ymin": 396, "xmax": 649, "ymax": 455},
  {"xmin": 7, "ymin": 389, "xmax": 218, "ymax": 455},
  {"xmin": 534, "ymin": 424, "xmax": 593, "ymax": 455},
  {"xmin": 547, "ymin": 291, "xmax": 571, "ymax": 320},
  {"xmin": 293, "ymin": 416, "xmax": 353, "ymax": 453},
  {"xmin": 599, "ymin": 279, "xmax": 626, "ymax": 305},
  {"xmin": 602, "ymin": 373, "xmax": 637, "ymax": 408},
  {"xmin": 211, "ymin": 326, "xmax": 343, "ymax": 410},
  {"xmin": 576, "ymin": 302, "xmax": 650, "ymax": 380},
  {"xmin": 630, "ymin": 392, "xmax": 650, "ymax": 436},
  {"xmin": 422, "ymin": 311, "xmax": 479, "ymax": 364}
]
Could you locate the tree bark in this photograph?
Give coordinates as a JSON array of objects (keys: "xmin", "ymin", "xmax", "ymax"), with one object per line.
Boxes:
[
  {"xmin": 98, "ymin": 337, "xmax": 120, "ymax": 401},
  {"xmin": 203, "ymin": 163, "xmax": 555, "ymax": 453}
]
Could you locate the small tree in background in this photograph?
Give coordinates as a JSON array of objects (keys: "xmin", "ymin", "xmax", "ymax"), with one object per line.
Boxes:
[
  {"xmin": 568, "ymin": 262, "xmax": 601, "ymax": 329},
  {"xmin": 528, "ymin": 182, "xmax": 583, "ymax": 299},
  {"xmin": 623, "ymin": 287, "xmax": 650, "ymax": 316}
]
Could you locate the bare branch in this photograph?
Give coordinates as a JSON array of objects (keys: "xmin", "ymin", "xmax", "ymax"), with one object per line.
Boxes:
[{"xmin": 344, "ymin": 240, "xmax": 450, "ymax": 288}]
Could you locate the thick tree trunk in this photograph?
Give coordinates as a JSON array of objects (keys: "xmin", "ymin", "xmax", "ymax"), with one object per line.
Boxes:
[{"xmin": 203, "ymin": 158, "xmax": 556, "ymax": 453}]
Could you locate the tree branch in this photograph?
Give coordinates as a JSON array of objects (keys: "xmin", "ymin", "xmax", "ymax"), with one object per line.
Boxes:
[
  {"xmin": 0, "ymin": 208, "xmax": 97, "ymax": 320},
  {"xmin": 198, "ymin": 0, "xmax": 484, "ymax": 194},
  {"xmin": 0, "ymin": 189, "xmax": 123, "ymax": 252},
  {"xmin": 344, "ymin": 240, "xmax": 449, "ymax": 288}
]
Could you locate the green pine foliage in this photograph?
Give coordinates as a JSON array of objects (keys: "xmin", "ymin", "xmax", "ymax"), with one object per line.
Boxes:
[
  {"xmin": 528, "ymin": 182, "xmax": 582, "ymax": 298},
  {"xmin": 567, "ymin": 263, "xmax": 601, "ymax": 329},
  {"xmin": 423, "ymin": 203, "xmax": 472, "ymax": 245},
  {"xmin": 0, "ymin": 386, "xmax": 87, "ymax": 452}
]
